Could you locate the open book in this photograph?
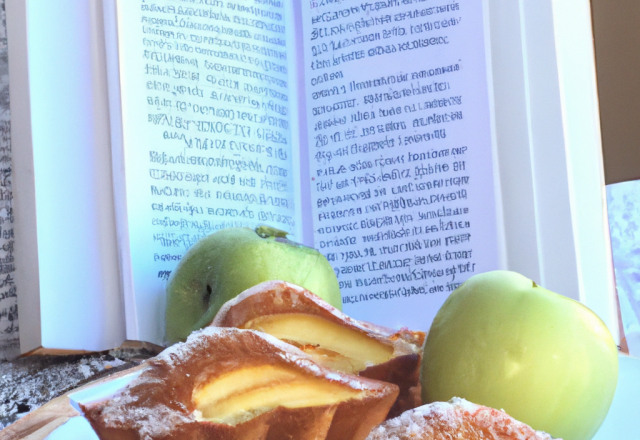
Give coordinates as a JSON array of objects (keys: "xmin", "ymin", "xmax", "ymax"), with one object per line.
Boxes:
[
  {"xmin": 9, "ymin": 0, "xmax": 617, "ymax": 353},
  {"xmin": 111, "ymin": 0, "xmax": 499, "ymax": 345}
]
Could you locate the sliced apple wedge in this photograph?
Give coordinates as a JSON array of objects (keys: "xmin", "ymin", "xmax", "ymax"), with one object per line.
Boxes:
[
  {"xmin": 211, "ymin": 281, "xmax": 426, "ymax": 418},
  {"xmin": 192, "ymin": 364, "xmax": 362, "ymax": 424},
  {"xmin": 239, "ymin": 313, "xmax": 395, "ymax": 374},
  {"xmin": 81, "ymin": 327, "xmax": 398, "ymax": 440}
]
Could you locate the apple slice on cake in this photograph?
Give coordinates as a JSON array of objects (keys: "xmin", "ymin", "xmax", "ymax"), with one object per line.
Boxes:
[
  {"xmin": 211, "ymin": 280, "xmax": 426, "ymax": 418},
  {"xmin": 81, "ymin": 327, "xmax": 398, "ymax": 440}
]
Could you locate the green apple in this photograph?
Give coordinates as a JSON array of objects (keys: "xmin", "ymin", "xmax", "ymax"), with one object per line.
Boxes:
[
  {"xmin": 165, "ymin": 226, "xmax": 341, "ymax": 344},
  {"xmin": 422, "ymin": 270, "xmax": 618, "ymax": 440}
]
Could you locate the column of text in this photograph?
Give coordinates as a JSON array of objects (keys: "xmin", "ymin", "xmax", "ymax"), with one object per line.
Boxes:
[
  {"xmin": 118, "ymin": 0, "xmax": 295, "ymax": 342},
  {"xmin": 302, "ymin": 0, "xmax": 499, "ymax": 329}
]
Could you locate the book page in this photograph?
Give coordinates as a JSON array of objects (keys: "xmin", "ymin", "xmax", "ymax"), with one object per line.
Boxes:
[
  {"xmin": 0, "ymin": 9, "xmax": 16, "ymax": 358},
  {"xmin": 301, "ymin": 0, "xmax": 499, "ymax": 330},
  {"xmin": 0, "ymin": 1, "xmax": 17, "ymax": 359},
  {"xmin": 115, "ymin": 0, "xmax": 299, "ymax": 344}
]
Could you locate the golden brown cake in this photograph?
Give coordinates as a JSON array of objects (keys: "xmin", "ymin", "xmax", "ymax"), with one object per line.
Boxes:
[
  {"xmin": 211, "ymin": 280, "xmax": 426, "ymax": 418},
  {"xmin": 365, "ymin": 398, "xmax": 559, "ymax": 440},
  {"xmin": 81, "ymin": 327, "xmax": 399, "ymax": 440}
]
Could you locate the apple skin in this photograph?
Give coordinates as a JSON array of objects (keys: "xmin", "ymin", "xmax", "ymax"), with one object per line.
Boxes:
[
  {"xmin": 421, "ymin": 270, "xmax": 618, "ymax": 440},
  {"xmin": 165, "ymin": 226, "xmax": 342, "ymax": 344}
]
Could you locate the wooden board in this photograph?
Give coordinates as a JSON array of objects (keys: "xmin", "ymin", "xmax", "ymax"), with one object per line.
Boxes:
[{"xmin": 0, "ymin": 363, "xmax": 146, "ymax": 440}]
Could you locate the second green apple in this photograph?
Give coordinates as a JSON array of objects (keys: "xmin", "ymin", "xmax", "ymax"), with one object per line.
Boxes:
[{"xmin": 422, "ymin": 270, "xmax": 618, "ymax": 440}]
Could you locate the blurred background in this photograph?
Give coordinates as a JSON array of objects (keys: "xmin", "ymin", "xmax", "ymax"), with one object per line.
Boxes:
[{"xmin": 592, "ymin": 0, "xmax": 640, "ymax": 356}]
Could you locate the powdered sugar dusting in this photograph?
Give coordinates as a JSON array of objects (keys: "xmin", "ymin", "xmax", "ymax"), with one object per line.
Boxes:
[
  {"xmin": 153, "ymin": 326, "xmax": 224, "ymax": 367},
  {"xmin": 99, "ymin": 398, "xmax": 193, "ymax": 440},
  {"xmin": 365, "ymin": 398, "xmax": 559, "ymax": 440}
]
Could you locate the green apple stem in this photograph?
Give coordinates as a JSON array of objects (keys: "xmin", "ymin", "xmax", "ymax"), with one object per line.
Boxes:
[{"xmin": 255, "ymin": 225, "xmax": 289, "ymax": 239}]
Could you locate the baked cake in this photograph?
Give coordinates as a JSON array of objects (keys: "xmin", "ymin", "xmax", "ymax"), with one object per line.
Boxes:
[
  {"xmin": 365, "ymin": 398, "xmax": 559, "ymax": 440},
  {"xmin": 81, "ymin": 327, "xmax": 398, "ymax": 440},
  {"xmin": 211, "ymin": 280, "xmax": 426, "ymax": 418}
]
